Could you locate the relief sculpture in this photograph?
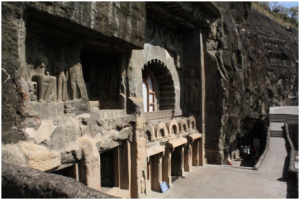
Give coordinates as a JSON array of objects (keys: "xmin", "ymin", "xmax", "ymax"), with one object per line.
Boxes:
[
  {"xmin": 104, "ymin": 60, "xmax": 120, "ymax": 102},
  {"xmin": 31, "ymin": 54, "xmax": 56, "ymax": 102},
  {"xmin": 184, "ymin": 68, "xmax": 200, "ymax": 114},
  {"xmin": 55, "ymin": 48, "xmax": 68, "ymax": 102}
]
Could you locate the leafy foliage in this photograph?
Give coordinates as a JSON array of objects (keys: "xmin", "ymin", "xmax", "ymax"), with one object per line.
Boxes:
[{"xmin": 252, "ymin": 2, "xmax": 298, "ymax": 29}]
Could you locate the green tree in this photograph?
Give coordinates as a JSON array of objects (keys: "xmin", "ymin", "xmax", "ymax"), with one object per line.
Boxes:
[
  {"xmin": 289, "ymin": 6, "xmax": 298, "ymax": 19},
  {"xmin": 273, "ymin": 5, "xmax": 283, "ymax": 13},
  {"xmin": 259, "ymin": 1, "xmax": 270, "ymax": 10},
  {"xmin": 269, "ymin": 1, "xmax": 278, "ymax": 11}
]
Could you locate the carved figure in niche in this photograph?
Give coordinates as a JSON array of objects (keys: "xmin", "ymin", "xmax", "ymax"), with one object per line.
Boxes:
[
  {"xmin": 56, "ymin": 62, "xmax": 68, "ymax": 101},
  {"xmin": 31, "ymin": 54, "xmax": 56, "ymax": 102},
  {"xmin": 184, "ymin": 68, "xmax": 200, "ymax": 114},
  {"xmin": 104, "ymin": 60, "xmax": 120, "ymax": 102},
  {"xmin": 141, "ymin": 170, "xmax": 146, "ymax": 196},
  {"xmin": 70, "ymin": 63, "xmax": 88, "ymax": 101},
  {"xmin": 55, "ymin": 48, "xmax": 69, "ymax": 101}
]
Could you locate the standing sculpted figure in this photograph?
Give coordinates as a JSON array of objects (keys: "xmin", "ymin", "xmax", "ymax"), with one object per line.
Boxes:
[
  {"xmin": 31, "ymin": 54, "xmax": 56, "ymax": 102},
  {"xmin": 184, "ymin": 68, "xmax": 200, "ymax": 114},
  {"xmin": 56, "ymin": 61, "xmax": 68, "ymax": 101},
  {"xmin": 70, "ymin": 63, "xmax": 88, "ymax": 101}
]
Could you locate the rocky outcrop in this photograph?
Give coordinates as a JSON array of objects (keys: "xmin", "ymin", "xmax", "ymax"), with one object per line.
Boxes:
[
  {"xmin": 2, "ymin": 162, "xmax": 117, "ymax": 198},
  {"xmin": 204, "ymin": 2, "xmax": 298, "ymax": 164}
]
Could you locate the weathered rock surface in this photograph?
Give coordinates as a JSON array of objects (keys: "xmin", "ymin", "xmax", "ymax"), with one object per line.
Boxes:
[
  {"xmin": 1, "ymin": 1, "xmax": 298, "ymax": 197},
  {"xmin": 77, "ymin": 135, "xmax": 101, "ymax": 191},
  {"xmin": 19, "ymin": 141, "xmax": 61, "ymax": 171},
  {"xmin": 204, "ymin": 2, "xmax": 298, "ymax": 164},
  {"xmin": 1, "ymin": 162, "xmax": 117, "ymax": 198}
]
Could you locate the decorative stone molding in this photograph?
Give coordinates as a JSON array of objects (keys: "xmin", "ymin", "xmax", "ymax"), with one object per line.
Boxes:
[
  {"xmin": 144, "ymin": 123, "xmax": 156, "ymax": 142},
  {"xmin": 155, "ymin": 122, "xmax": 168, "ymax": 138},
  {"xmin": 141, "ymin": 44, "xmax": 182, "ymax": 116},
  {"xmin": 144, "ymin": 110, "xmax": 173, "ymax": 121},
  {"xmin": 178, "ymin": 119, "xmax": 189, "ymax": 133},
  {"xmin": 166, "ymin": 119, "xmax": 179, "ymax": 135},
  {"xmin": 187, "ymin": 116, "xmax": 196, "ymax": 130}
]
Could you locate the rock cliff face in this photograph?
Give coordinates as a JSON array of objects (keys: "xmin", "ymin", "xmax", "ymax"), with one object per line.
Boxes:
[
  {"xmin": 204, "ymin": 2, "xmax": 298, "ymax": 164},
  {"xmin": 1, "ymin": 1, "xmax": 298, "ymax": 197}
]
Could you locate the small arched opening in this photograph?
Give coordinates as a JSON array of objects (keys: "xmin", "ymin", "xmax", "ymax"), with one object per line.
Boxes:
[{"xmin": 172, "ymin": 125, "xmax": 177, "ymax": 135}]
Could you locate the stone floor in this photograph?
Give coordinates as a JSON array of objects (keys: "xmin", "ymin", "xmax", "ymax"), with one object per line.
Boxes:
[{"xmin": 143, "ymin": 137, "xmax": 295, "ymax": 199}]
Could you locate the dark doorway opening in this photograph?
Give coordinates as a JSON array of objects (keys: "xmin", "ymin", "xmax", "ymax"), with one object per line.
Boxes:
[
  {"xmin": 150, "ymin": 154, "xmax": 161, "ymax": 191},
  {"xmin": 101, "ymin": 149, "xmax": 115, "ymax": 187},
  {"xmin": 171, "ymin": 146, "xmax": 183, "ymax": 183},
  {"xmin": 52, "ymin": 165, "xmax": 77, "ymax": 180}
]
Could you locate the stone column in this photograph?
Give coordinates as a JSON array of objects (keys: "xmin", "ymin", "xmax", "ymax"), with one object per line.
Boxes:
[
  {"xmin": 162, "ymin": 147, "xmax": 172, "ymax": 187},
  {"xmin": 193, "ymin": 139, "xmax": 200, "ymax": 166},
  {"xmin": 120, "ymin": 140, "xmax": 130, "ymax": 190},
  {"xmin": 199, "ymin": 26, "xmax": 206, "ymax": 165},
  {"xmin": 184, "ymin": 142, "xmax": 192, "ymax": 172},
  {"xmin": 178, "ymin": 145, "xmax": 185, "ymax": 176},
  {"xmin": 152, "ymin": 153, "xmax": 162, "ymax": 191},
  {"xmin": 130, "ymin": 128, "xmax": 147, "ymax": 198},
  {"xmin": 146, "ymin": 157, "xmax": 151, "ymax": 194},
  {"xmin": 199, "ymin": 138, "xmax": 204, "ymax": 166},
  {"xmin": 70, "ymin": 163, "xmax": 79, "ymax": 181},
  {"xmin": 78, "ymin": 136, "xmax": 101, "ymax": 191}
]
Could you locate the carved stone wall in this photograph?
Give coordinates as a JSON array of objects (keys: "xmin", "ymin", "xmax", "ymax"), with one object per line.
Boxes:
[{"xmin": 2, "ymin": 1, "xmax": 298, "ymax": 197}]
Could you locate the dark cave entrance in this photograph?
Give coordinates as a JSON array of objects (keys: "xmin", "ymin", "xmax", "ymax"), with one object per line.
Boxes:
[
  {"xmin": 52, "ymin": 165, "xmax": 78, "ymax": 180},
  {"xmin": 100, "ymin": 148, "xmax": 116, "ymax": 188},
  {"xmin": 238, "ymin": 119, "xmax": 268, "ymax": 167}
]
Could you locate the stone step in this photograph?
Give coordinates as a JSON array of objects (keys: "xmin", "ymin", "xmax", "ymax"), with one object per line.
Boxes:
[
  {"xmin": 269, "ymin": 122, "xmax": 284, "ymax": 132},
  {"xmin": 269, "ymin": 114, "xmax": 298, "ymax": 123},
  {"xmin": 270, "ymin": 131, "xmax": 284, "ymax": 138}
]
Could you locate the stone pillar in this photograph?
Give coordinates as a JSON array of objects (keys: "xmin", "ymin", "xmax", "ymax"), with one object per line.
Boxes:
[
  {"xmin": 146, "ymin": 157, "xmax": 151, "ymax": 193},
  {"xmin": 178, "ymin": 145, "xmax": 185, "ymax": 176},
  {"xmin": 69, "ymin": 163, "xmax": 79, "ymax": 181},
  {"xmin": 130, "ymin": 128, "xmax": 147, "ymax": 198},
  {"xmin": 162, "ymin": 147, "xmax": 172, "ymax": 187},
  {"xmin": 184, "ymin": 142, "xmax": 192, "ymax": 172},
  {"xmin": 199, "ymin": 27, "xmax": 206, "ymax": 165},
  {"xmin": 120, "ymin": 140, "xmax": 130, "ymax": 190},
  {"xmin": 151, "ymin": 153, "xmax": 162, "ymax": 191},
  {"xmin": 199, "ymin": 138, "xmax": 204, "ymax": 166},
  {"xmin": 193, "ymin": 139, "xmax": 200, "ymax": 166},
  {"xmin": 78, "ymin": 136, "xmax": 101, "ymax": 191},
  {"xmin": 157, "ymin": 153, "xmax": 163, "ymax": 188}
]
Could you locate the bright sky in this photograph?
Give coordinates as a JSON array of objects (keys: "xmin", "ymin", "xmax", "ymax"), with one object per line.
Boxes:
[{"xmin": 277, "ymin": 1, "xmax": 298, "ymax": 8}]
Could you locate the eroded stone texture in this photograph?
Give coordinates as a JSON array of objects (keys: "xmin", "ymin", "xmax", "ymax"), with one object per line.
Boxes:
[
  {"xmin": 1, "ymin": 1, "xmax": 298, "ymax": 198},
  {"xmin": 77, "ymin": 135, "xmax": 101, "ymax": 191},
  {"xmin": 19, "ymin": 141, "xmax": 61, "ymax": 171},
  {"xmin": 204, "ymin": 2, "xmax": 298, "ymax": 164}
]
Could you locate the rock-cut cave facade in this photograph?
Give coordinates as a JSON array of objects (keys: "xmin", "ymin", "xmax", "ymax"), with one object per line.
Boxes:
[{"xmin": 1, "ymin": 2, "xmax": 298, "ymax": 198}]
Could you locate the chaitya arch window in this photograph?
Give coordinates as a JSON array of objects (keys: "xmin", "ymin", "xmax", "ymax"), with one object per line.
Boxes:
[{"xmin": 142, "ymin": 69, "xmax": 156, "ymax": 112}]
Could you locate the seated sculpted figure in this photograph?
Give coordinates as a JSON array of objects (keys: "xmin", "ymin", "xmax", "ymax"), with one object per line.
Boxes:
[{"xmin": 31, "ymin": 54, "xmax": 56, "ymax": 102}]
